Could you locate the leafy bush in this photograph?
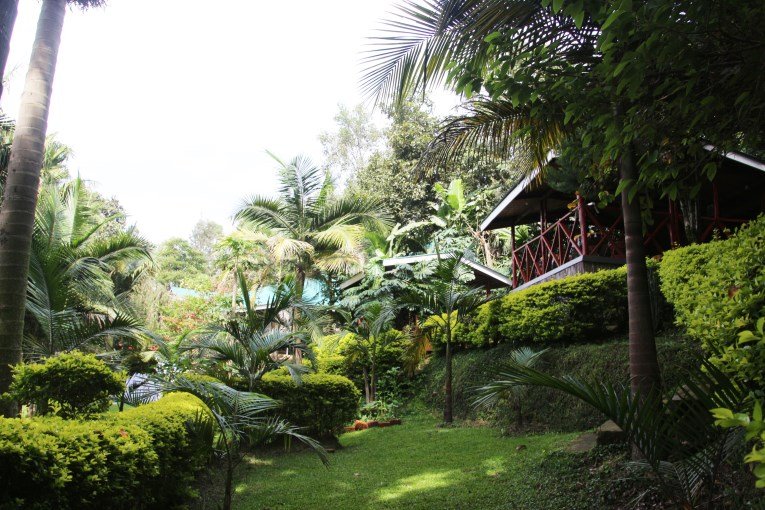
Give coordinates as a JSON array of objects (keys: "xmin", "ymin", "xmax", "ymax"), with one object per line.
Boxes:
[
  {"xmin": 9, "ymin": 352, "xmax": 124, "ymax": 418},
  {"xmin": 428, "ymin": 266, "xmax": 633, "ymax": 348},
  {"xmin": 314, "ymin": 330, "xmax": 409, "ymax": 392},
  {"xmin": 253, "ymin": 373, "xmax": 360, "ymax": 437},
  {"xmin": 415, "ymin": 333, "xmax": 699, "ymax": 432},
  {"xmin": 0, "ymin": 393, "xmax": 212, "ymax": 509},
  {"xmin": 660, "ymin": 215, "xmax": 765, "ymax": 385}
]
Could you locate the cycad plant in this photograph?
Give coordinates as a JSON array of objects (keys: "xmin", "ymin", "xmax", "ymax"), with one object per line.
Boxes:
[
  {"xmin": 24, "ymin": 178, "xmax": 152, "ymax": 358},
  {"xmin": 235, "ymin": 153, "xmax": 390, "ymax": 299},
  {"xmin": 184, "ymin": 272, "xmax": 314, "ymax": 391},
  {"xmin": 476, "ymin": 355, "xmax": 749, "ymax": 508},
  {"xmin": 473, "ymin": 346, "xmax": 547, "ymax": 429}
]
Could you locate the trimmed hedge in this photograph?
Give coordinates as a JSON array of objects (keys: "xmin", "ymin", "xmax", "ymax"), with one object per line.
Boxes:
[
  {"xmin": 253, "ymin": 373, "xmax": 360, "ymax": 437},
  {"xmin": 10, "ymin": 352, "xmax": 124, "ymax": 418},
  {"xmin": 415, "ymin": 332, "xmax": 699, "ymax": 432},
  {"xmin": 0, "ymin": 393, "xmax": 212, "ymax": 509},
  {"xmin": 435, "ymin": 266, "xmax": 631, "ymax": 347},
  {"xmin": 660, "ymin": 215, "xmax": 765, "ymax": 386}
]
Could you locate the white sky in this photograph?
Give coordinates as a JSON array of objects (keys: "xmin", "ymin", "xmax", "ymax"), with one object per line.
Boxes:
[{"xmin": 2, "ymin": 0, "xmax": 458, "ymax": 244}]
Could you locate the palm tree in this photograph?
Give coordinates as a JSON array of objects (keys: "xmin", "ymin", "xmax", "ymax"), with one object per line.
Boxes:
[
  {"xmin": 330, "ymin": 300, "xmax": 398, "ymax": 403},
  {"xmin": 235, "ymin": 153, "xmax": 390, "ymax": 299},
  {"xmin": 214, "ymin": 231, "xmax": 270, "ymax": 308},
  {"xmin": 24, "ymin": 178, "xmax": 152, "ymax": 358},
  {"xmin": 361, "ymin": 0, "xmax": 661, "ymax": 396},
  {"xmin": 0, "ymin": 1, "xmax": 18, "ymax": 101},
  {"xmin": 0, "ymin": 0, "xmax": 106, "ymax": 416},
  {"xmin": 403, "ymin": 253, "xmax": 495, "ymax": 423},
  {"xmin": 184, "ymin": 272, "xmax": 314, "ymax": 391}
]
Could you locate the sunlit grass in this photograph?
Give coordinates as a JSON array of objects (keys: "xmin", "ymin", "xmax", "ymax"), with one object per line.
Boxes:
[{"xmin": 233, "ymin": 414, "xmax": 576, "ymax": 509}]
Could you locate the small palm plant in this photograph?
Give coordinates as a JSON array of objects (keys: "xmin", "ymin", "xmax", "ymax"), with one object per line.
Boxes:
[
  {"xmin": 476, "ymin": 354, "xmax": 749, "ymax": 508},
  {"xmin": 402, "ymin": 253, "xmax": 496, "ymax": 424},
  {"xmin": 184, "ymin": 272, "xmax": 314, "ymax": 391},
  {"xmin": 329, "ymin": 300, "xmax": 398, "ymax": 403},
  {"xmin": 131, "ymin": 376, "xmax": 327, "ymax": 510}
]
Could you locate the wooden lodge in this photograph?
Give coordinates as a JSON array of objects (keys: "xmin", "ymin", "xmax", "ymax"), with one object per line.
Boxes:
[{"xmin": 481, "ymin": 149, "xmax": 765, "ymax": 291}]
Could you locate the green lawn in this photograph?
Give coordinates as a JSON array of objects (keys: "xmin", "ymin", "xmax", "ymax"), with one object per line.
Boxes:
[{"xmin": 233, "ymin": 416, "xmax": 577, "ymax": 510}]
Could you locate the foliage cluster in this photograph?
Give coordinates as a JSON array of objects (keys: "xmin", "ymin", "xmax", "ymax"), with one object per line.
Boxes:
[
  {"xmin": 9, "ymin": 352, "xmax": 123, "ymax": 419},
  {"xmin": 430, "ymin": 266, "xmax": 632, "ymax": 348},
  {"xmin": 415, "ymin": 334, "xmax": 699, "ymax": 432},
  {"xmin": 251, "ymin": 372, "xmax": 360, "ymax": 437},
  {"xmin": 316, "ymin": 329, "xmax": 408, "ymax": 395},
  {"xmin": 0, "ymin": 393, "xmax": 211, "ymax": 509},
  {"xmin": 660, "ymin": 216, "xmax": 765, "ymax": 385}
]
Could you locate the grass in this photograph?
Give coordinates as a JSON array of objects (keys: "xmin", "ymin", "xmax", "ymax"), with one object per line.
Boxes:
[{"xmin": 233, "ymin": 414, "xmax": 578, "ymax": 510}]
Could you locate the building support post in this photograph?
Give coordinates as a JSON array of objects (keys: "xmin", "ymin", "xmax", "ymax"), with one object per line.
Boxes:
[{"xmin": 510, "ymin": 223, "xmax": 517, "ymax": 288}]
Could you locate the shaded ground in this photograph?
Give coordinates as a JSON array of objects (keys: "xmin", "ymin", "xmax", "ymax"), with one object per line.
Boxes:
[{"xmin": 233, "ymin": 415, "xmax": 577, "ymax": 510}]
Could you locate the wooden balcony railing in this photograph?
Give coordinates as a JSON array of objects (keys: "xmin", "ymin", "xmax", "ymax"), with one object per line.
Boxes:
[{"xmin": 509, "ymin": 189, "xmax": 748, "ymax": 288}]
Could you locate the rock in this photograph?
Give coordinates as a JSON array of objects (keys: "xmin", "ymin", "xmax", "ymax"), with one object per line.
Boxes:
[{"xmin": 596, "ymin": 420, "xmax": 625, "ymax": 445}]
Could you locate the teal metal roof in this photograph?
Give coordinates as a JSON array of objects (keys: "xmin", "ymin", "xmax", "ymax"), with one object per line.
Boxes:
[{"xmin": 255, "ymin": 278, "xmax": 327, "ymax": 305}]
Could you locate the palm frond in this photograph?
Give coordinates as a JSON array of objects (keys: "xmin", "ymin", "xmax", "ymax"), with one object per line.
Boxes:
[
  {"xmin": 361, "ymin": 0, "xmax": 600, "ymax": 107},
  {"xmin": 422, "ymin": 98, "xmax": 562, "ymax": 170},
  {"xmin": 234, "ymin": 196, "xmax": 296, "ymax": 235},
  {"xmin": 475, "ymin": 354, "xmax": 748, "ymax": 506}
]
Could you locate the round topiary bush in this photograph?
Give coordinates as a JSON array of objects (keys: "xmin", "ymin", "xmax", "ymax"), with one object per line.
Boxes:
[
  {"xmin": 253, "ymin": 373, "xmax": 361, "ymax": 438},
  {"xmin": 10, "ymin": 351, "xmax": 124, "ymax": 418}
]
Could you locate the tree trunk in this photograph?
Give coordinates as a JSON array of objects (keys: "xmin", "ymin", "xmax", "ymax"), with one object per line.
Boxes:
[
  {"xmin": 443, "ymin": 338, "xmax": 453, "ymax": 424},
  {"xmin": 362, "ymin": 366, "xmax": 370, "ymax": 404},
  {"xmin": 291, "ymin": 266, "xmax": 306, "ymax": 364},
  {"xmin": 0, "ymin": 0, "xmax": 18, "ymax": 101},
  {"xmin": 223, "ymin": 444, "xmax": 234, "ymax": 510},
  {"xmin": 679, "ymin": 197, "xmax": 699, "ymax": 243},
  {"xmin": 619, "ymin": 144, "xmax": 662, "ymax": 396},
  {"xmin": 370, "ymin": 360, "xmax": 376, "ymax": 402},
  {"xmin": 0, "ymin": 0, "xmax": 66, "ymax": 417}
]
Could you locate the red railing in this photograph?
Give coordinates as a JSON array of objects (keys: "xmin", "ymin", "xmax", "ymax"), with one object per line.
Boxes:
[
  {"xmin": 509, "ymin": 192, "xmax": 748, "ymax": 288},
  {"xmin": 510, "ymin": 203, "xmax": 624, "ymax": 287}
]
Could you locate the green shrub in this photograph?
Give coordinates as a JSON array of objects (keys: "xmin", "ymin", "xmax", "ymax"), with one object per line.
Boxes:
[
  {"xmin": 427, "ymin": 266, "xmax": 632, "ymax": 348},
  {"xmin": 9, "ymin": 352, "xmax": 124, "ymax": 418},
  {"xmin": 660, "ymin": 215, "xmax": 765, "ymax": 386},
  {"xmin": 415, "ymin": 332, "xmax": 699, "ymax": 432},
  {"xmin": 314, "ymin": 329, "xmax": 409, "ymax": 392},
  {"xmin": 0, "ymin": 393, "xmax": 211, "ymax": 509},
  {"xmin": 253, "ymin": 373, "xmax": 360, "ymax": 437},
  {"xmin": 496, "ymin": 266, "xmax": 629, "ymax": 344}
]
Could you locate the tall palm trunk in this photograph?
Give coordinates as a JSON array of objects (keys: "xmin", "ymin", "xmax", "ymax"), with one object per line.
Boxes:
[
  {"xmin": 0, "ymin": 0, "xmax": 19, "ymax": 101},
  {"xmin": 0, "ymin": 0, "xmax": 65, "ymax": 416},
  {"xmin": 619, "ymin": 144, "xmax": 661, "ymax": 396},
  {"xmin": 362, "ymin": 366, "xmax": 370, "ymax": 403},
  {"xmin": 291, "ymin": 265, "xmax": 306, "ymax": 364},
  {"xmin": 443, "ymin": 334, "xmax": 453, "ymax": 424}
]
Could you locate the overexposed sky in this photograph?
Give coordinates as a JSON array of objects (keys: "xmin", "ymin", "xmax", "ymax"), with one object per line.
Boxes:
[{"xmin": 2, "ymin": 0, "xmax": 458, "ymax": 244}]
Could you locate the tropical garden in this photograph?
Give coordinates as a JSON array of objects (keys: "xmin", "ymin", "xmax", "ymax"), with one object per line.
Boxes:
[{"xmin": 0, "ymin": 0, "xmax": 764, "ymax": 509}]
